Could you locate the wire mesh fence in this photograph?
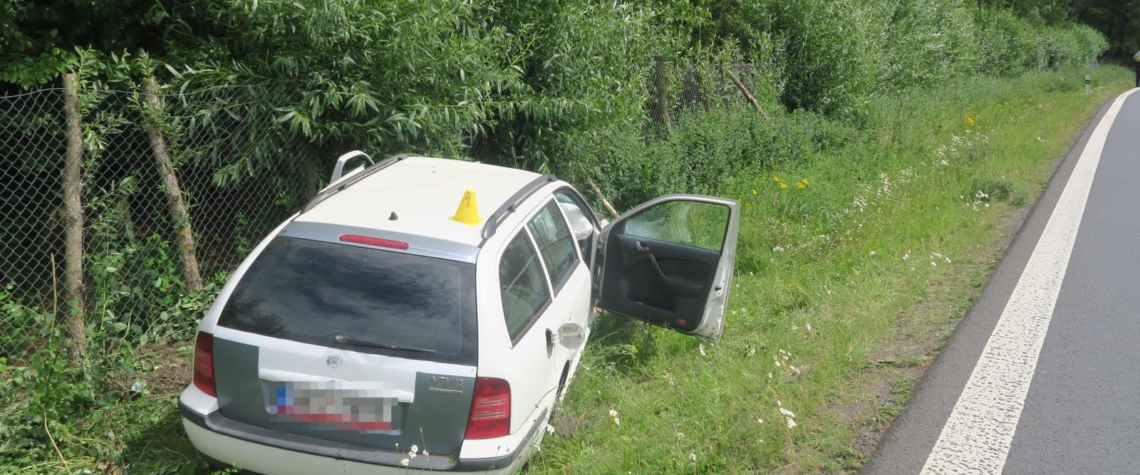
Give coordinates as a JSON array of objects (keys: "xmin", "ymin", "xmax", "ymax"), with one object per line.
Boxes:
[
  {"xmin": 0, "ymin": 61, "xmax": 773, "ymax": 366},
  {"xmin": 1, "ymin": 82, "xmax": 313, "ymax": 364}
]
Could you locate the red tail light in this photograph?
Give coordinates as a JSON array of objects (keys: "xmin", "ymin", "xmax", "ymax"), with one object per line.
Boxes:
[
  {"xmin": 193, "ymin": 331, "xmax": 217, "ymax": 397},
  {"xmin": 464, "ymin": 377, "xmax": 511, "ymax": 439},
  {"xmin": 338, "ymin": 234, "xmax": 409, "ymax": 250}
]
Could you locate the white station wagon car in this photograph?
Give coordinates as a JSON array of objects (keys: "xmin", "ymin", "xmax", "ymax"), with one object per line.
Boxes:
[{"xmin": 179, "ymin": 151, "xmax": 740, "ymax": 474}]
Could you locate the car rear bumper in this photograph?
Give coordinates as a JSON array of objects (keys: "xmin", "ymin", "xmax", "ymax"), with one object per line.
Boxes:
[{"xmin": 179, "ymin": 389, "xmax": 542, "ymax": 474}]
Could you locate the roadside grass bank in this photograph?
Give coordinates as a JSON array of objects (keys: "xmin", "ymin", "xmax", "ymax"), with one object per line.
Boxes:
[
  {"xmin": 528, "ymin": 66, "xmax": 1132, "ymax": 474},
  {"xmin": 0, "ymin": 66, "xmax": 1129, "ymax": 475}
]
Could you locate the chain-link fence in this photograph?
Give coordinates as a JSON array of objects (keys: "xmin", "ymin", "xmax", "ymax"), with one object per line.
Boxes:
[
  {"xmin": 0, "ymin": 61, "xmax": 773, "ymax": 366},
  {"xmin": 1, "ymin": 81, "xmax": 316, "ymax": 364},
  {"xmin": 645, "ymin": 61, "xmax": 776, "ymax": 131}
]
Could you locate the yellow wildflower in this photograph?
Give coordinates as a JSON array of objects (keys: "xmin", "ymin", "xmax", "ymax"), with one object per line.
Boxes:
[
  {"xmin": 772, "ymin": 176, "xmax": 782, "ymax": 183},
  {"xmin": 802, "ymin": 178, "xmax": 810, "ymax": 185},
  {"xmin": 751, "ymin": 189, "xmax": 758, "ymax": 196},
  {"xmin": 965, "ymin": 115, "xmax": 976, "ymax": 127},
  {"xmin": 779, "ymin": 182, "xmax": 788, "ymax": 190},
  {"xmin": 796, "ymin": 182, "xmax": 805, "ymax": 190}
]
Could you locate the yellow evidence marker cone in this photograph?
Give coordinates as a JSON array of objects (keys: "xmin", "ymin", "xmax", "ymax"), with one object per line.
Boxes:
[{"xmin": 450, "ymin": 189, "xmax": 482, "ymax": 225}]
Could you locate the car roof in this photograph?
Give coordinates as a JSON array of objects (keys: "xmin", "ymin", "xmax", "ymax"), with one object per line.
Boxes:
[{"xmin": 293, "ymin": 156, "xmax": 546, "ymax": 249}]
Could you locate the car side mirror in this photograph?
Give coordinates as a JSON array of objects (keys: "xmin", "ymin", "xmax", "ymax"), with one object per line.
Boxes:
[
  {"xmin": 557, "ymin": 199, "xmax": 595, "ymax": 241},
  {"xmin": 556, "ymin": 323, "xmax": 586, "ymax": 349}
]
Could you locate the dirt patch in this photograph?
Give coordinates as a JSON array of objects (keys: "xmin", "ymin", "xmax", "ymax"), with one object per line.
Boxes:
[{"xmin": 103, "ymin": 341, "xmax": 194, "ymax": 400}]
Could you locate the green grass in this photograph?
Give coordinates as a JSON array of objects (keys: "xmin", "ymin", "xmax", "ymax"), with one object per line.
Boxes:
[
  {"xmin": 526, "ymin": 66, "xmax": 1132, "ymax": 474},
  {"xmin": 2, "ymin": 66, "xmax": 1130, "ymax": 474}
]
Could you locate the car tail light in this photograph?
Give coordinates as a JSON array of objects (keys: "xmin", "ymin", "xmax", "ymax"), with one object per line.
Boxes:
[
  {"xmin": 193, "ymin": 331, "xmax": 217, "ymax": 397},
  {"xmin": 464, "ymin": 377, "xmax": 511, "ymax": 439},
  {"xmin": 338, "ymin": 234, "xmax": 409, "ymax": 250}
]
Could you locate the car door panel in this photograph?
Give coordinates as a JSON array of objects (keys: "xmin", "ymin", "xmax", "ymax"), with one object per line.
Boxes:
[{"xmin": 597, "ymin": 195, "xmax": 740, "ymax": 339}]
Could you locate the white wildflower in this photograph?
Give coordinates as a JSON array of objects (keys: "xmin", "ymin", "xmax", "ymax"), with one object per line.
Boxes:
[
  {"xmin": 772, "ymin": 246, "xmax": 785, "ymax": 253},
  {"xmin": 401, "ymin": 458, "xmax": 410, "ymax": 467},
  {"xmin": 903, "ymin": 251, "xmax": 910, "ymax": 261},
  {"xmin": 757, "ymin": 418, "xmax": 764, "ymax": 424},
  {"xmin": 946, "ymin": 257, "xmax": 952, "ymax": 264},
  {"xmin": 699, "ymin": 344, "xmax": 706, "ymax": 356},
  {"xmin": 546, "ymin": 424, "xmax": 555, "ymax": 434},
  {"xmin": 689, "ymin": 452, "xmax": 697, "ymax": 463},
  {"xmin": 676, "ymin": 432, "xmax": 685, "ymax": 439},
  {"xmin": 779, "ymin": 407, "xmax": 796, "ymax": 418},
  {"xmin": 787, "ymin": 418, "xmax": 798, "ymax": 429},
  {"xmin": 805, "ymin": 323, "xmax": 812, "ymax": 332},
  {"xmin": 870, "ymin": 250, "xmax": 876, "ymax": 256},
  {"xmin": 747, "ymin": 347, "xmax": 756, "ymax": 357}
]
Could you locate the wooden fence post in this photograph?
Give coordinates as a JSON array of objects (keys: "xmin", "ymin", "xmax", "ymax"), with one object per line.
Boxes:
[
  {"xmin": 61, "ymin": 73, "xmax": 88, "ymax": 357},
  {"xmin": 141, "ymin": 77, "xmax": 203, "ymax": 293}
]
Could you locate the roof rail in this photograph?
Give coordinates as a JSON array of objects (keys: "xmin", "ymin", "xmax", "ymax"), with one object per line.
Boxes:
[
  {"xmin": 329, "ymin": 150, "xmax": 375, "ymax": 183},
  {"xmin": 301, "ymin": 153, "xmax": 410, "ymax": 214},
  {"xmin": 480, "ymin": 174, "xmax": 557, "ymax": 246}
]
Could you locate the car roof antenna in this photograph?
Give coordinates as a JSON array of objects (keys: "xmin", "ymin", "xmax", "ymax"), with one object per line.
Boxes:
[{"xmin": 389, "ymin": 211, "xmax": 399, "ymax": 221}]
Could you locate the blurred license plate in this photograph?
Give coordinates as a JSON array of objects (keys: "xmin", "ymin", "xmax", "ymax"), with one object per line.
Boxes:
[{"xmin": 269, "ymin": 381, "xmax": 395, "ymax": 431}]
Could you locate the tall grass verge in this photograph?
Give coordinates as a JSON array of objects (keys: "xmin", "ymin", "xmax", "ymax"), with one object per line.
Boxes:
[{"xmin": 527, "ymin": 65, "xmax": 1131, "ymax": 474}]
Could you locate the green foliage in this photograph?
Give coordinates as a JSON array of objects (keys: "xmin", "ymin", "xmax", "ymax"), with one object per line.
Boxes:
[
  {"xmin": 769, "ymin": 0, "xmax": 892, "ymax": 115},
  {"xmin": 0, "ymin": 0, "xmax": 167, "ymax": 87},
  {"xmin": 884, "ymin": 0, "xmax": 981, "ymax": 89}
]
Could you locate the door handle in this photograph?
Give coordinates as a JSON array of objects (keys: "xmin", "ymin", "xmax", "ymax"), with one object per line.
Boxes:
[{"xmin": 635, "ymin": 241, "xmax": 650, "ymax": 252}]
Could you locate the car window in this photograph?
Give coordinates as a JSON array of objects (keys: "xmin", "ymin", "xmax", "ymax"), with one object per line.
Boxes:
[
  {"xmin": 499, "ymin": 232, "xmax": 552, "ymax": 342},
  {"xmin": 217, "ymin": 237, "xmax": 477, "ymax": 364},
  {"xmin": 555, "ymin": 190, "xmax": 596, "ymax": 263},
  {"xmin": 622, "ymin": 201, "xmax": 729, "ymax": 251},
  {"xmin": 527, "ymin": 200, "xmax": 580, "ymax": 292}
]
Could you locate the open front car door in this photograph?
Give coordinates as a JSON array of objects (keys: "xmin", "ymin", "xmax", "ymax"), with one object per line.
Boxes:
[{"xmin": 597, "ymin": 195, "xmax": 740, "ymax": 339}]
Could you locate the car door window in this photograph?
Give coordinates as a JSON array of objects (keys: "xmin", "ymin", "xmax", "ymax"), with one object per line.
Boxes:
[
  {"xmin": 527, "ymin": 200, "xmax": 580, "ymax": 292},
  {"xmin": 500, "ymin": 232, "xmax": 552, "ymax": 342},
  {"xmin": 622, "ymin": 201, "xmax": 729, "ymax": 251}
]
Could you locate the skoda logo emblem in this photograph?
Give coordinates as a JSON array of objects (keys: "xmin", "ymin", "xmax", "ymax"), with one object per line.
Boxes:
[{"xmin": 326, "ymin": 355, "xmax": 342, "ymax": 369}]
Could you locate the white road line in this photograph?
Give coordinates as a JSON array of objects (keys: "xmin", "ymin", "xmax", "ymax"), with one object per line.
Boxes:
[{"xmin": 920, "ymin": 89, "xmax": 1138, "ymax": 475}]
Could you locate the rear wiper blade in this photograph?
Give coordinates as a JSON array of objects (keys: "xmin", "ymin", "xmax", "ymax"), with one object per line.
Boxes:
[{"xmin": 334, "ymin": 334, "xmax": 437, "ymax": 353}]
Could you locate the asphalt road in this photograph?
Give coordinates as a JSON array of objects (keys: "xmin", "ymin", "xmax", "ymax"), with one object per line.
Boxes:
[{"xmin": 863, "ymin": 89, "xmax": 1140, "ymax": 475}]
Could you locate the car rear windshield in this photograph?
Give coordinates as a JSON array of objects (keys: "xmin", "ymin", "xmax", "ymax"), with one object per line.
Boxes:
[{"xmin": 218, "ymin": 236, "xmax": 477, "ymax": 365}]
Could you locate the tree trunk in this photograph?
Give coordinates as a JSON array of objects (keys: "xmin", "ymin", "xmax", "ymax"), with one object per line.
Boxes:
[
  {"xmin": 61, "ymin": 73, "xmax": 87, "ymax": 357},
  {"xmin": 141, "ymin": 77, "xmax": 203, "ymax": 292}
]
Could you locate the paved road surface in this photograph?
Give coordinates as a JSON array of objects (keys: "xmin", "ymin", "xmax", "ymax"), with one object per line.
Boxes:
[{"xmin": 863, "ymin": 89, "xmax": 1140, "ymax": 475}]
